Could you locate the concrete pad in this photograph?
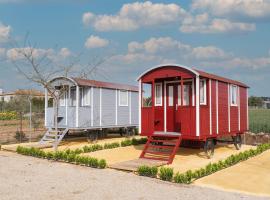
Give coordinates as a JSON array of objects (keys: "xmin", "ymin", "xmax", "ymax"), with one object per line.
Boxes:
[
  {"xmin": 110, "ymin": 158, "xmax": 166, "ymax": 171},
  {"xmin": 194, "ymin": 149, "xmax": 270, "ymax": 197}
]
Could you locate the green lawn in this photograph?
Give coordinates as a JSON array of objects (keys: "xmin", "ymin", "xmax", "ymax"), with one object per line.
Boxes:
[{"xmin": 249, "ymin": 109, "xmax": 270, "ymax": 133}]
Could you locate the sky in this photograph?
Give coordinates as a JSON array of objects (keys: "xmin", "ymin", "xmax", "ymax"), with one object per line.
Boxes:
[{"xmin": 0, "ymin": 0, "xmax": 270, "ymax": 96}]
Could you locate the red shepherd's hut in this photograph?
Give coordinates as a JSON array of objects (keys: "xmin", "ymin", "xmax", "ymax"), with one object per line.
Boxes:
[{"xmin": 137, "ymin": 64, "xmax": 249, "ymax": 164}]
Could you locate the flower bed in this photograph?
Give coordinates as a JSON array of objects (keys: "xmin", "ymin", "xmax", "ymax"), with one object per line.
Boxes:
[{"xmin": 0, "ymin": 111, "xmax": 17, "ymax": 120}]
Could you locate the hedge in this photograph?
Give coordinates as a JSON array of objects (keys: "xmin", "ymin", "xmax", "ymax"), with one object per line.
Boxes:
[
  {"xmin": 137, "ymin": 143, "xmax": 270, "ymax": 184},
  {"xmin": 16, "ymin": 146, "xmax": 107, "ymax": 169}
]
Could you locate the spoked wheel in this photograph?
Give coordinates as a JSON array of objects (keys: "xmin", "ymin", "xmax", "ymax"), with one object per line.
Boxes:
[
  {"xmin": 204, "ymin": 139, "xmax": 215, "ymax": 159},
  {"xmin": 233, "ymin": 134, "xmax": 242, "ymax": 150}
]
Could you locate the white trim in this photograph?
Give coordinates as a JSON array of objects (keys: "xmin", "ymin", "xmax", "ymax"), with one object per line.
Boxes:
[
  {"xmin": 238, "ymin": 86, "xmax": 240, "ymax": 131},
  {"xmin": 65, "ymin": 88, "xmax": 68, "ymax": 126},
  {"xmin": 247, "ymin": 89, "xmax": 249, "ymax": 130},
  {"xmin": 44, "ymin": 88, "xmax": 48, "ymax": 126},
  {"xmin": 76, "ymin": 85, "xmax": 79, "ymax": 127},
  {"xmin": 164, "ymin": 81, "xmax": 167, "ymax": 132},
  {"xmin": 118, "ymin": 90, "xmax": 129, "ymax": 106},
  {"xmin": 228, "ymin": 83, "xmax": 231, "ymax": 132},
  {"xmin": 154, "ymin": 82, "xmax": 163, "ymax": 106},
  {"xmin": 199, "ymin": 79, "xmax": 207, "ymax": 105},
  {"xmin": 192, "ymin": 79, "xmax": 195, "ymax": 106},
  {"xmin": 129, "ymin": 91, "xmax": 132, "ymax": 124},
  {"xmin": 115, "ymin": 89, "xmax": 118, "ymax": 126},
  {"xmin": 209, "ymin": 79, "xmax": 212, "ymax": 135},
  {"xmin": 216, "ymin": 80, "xmax": 219, "ymax": 134},
  {"xmin": 136, "ymin": 63, "xmax": 199, "ymax": 81},
  {"xmin": 196, "ymin": 76, "xmax": 200, "ymax": 137},
  {"xmin": 99, "ymin": 88, "xmax": 102, "ymax": 126},
  {"xmin": 139, "ymin": 80, "xmax": 142, "ymax": 133},
  {"xmin": 91, "ymin": 87, "xmax": 94, "ymax": 127}
]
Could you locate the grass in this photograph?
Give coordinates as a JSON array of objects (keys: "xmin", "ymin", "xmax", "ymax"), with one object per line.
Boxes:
[{"xmin": 249, "ymin": 109, "xmax": 270, "ymax": 133}]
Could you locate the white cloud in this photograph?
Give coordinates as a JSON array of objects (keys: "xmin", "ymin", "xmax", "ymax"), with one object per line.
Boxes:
[
  {"xmin": 180, "ymin": 15, "xmax": 255, "ymax": 33},
  {"xmin": 0, "ymin": 23, "xmax": 11, "ymax": 43},
  {"xmin": 6, "ymin": 47, "xmax": 54, "ymax": 60},
  {"xmin": 128, "ymin": 37, "xmax": 191, "ymax": 54},
  {"xmin": 82, "ymin": 1, "xmax": 187, "ymax": 31},
  {"xmin": 84, "ymin": 35, "xmax": 109, "ymax": 49},
  {"xmin": 189, "ymin": 46, "xmax": 229, "ymax": 59},
  {"xmin": 58, "ymin": 48, "xmax": 71, "ymax": 58},
  {"xmin": 192, "ymin": 0, "xmax": 270, "ymax": 19}
]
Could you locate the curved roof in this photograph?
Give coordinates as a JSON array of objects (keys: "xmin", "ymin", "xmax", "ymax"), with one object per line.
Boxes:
[
  {"xmin": 137, "ymin": 64, "xmax": 248, "ymax": 88},
  {"xmin": 137, "ymin": 64, "xmax": 199, "ymax": 81}
]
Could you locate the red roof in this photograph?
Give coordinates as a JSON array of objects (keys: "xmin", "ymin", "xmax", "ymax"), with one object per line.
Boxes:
[
  {"xmin": 72, "ymin": 78, "xmax": 139, "ymax": 92},
  {"xmin": 194, "ymin": 69, "xmax": 249, "ymax": 88}
]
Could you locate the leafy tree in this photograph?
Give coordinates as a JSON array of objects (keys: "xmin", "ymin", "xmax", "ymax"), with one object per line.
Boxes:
[{"xmin": 249, "ymin": 96, "xmax": 263, "ymax": 107}]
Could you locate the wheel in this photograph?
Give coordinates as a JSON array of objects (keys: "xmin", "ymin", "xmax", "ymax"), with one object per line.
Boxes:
[
  {"xmin": 233, "ymin": 135, "xmax": 242, "ymax": 150},
  {"xmin": 204, "ymin": 139, "xmax": 215, "ymax": 159}
]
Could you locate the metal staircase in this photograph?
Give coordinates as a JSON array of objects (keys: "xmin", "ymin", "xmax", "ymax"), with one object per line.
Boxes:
[
  {"xmin": 140, "ymin": 133, "xmax": 182, "ymax": 164},
  {"xmin": 40, "ymin": 128, "xmax": 69, "ymax": 148}
]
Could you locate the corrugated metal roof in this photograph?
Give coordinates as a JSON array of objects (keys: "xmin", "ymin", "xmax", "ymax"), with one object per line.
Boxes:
[{"xmin": 72, "ymin": 78, "xmax": 139, "ymax": 92}]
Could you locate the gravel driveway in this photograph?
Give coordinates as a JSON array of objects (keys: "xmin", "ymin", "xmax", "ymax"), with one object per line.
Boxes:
[{"xmin": 0, "ymin": 151, "xmax": 268, "ymax": 200}]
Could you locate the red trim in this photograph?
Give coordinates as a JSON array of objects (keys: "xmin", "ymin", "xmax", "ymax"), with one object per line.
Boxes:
[{"xmin": 72, "ymin": 77, "xmax": 138, "ymax": 91}]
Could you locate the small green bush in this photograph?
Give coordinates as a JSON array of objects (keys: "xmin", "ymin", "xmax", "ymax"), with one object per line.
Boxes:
[
  {"xmin": 104, "ymin": 142, "xmax": 120, "ymax": 149},
  {"xmin": 98, "ymin": 159, "xmax": 107, "ymax": 169},
  {"xmin": 174, "ymin": 172, "xmax": 189, "ymax": 184},
  {"xmin": 121, "ymin": 139, "xmax": 133, "ymax": 147},
  {"xmin": 137, "ymin": 165, "xmax": 158, "ymax": 178},
  {"xmin": 159, "ymin": 167, "xmax": 174, "ymax": 181}
]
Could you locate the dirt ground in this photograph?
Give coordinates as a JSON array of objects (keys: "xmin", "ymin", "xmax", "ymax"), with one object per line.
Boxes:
[
  {"xmin": 194, "ymin": 149, "xmax": 270, "ymax": 197},
  {"xmin": 0, "ymin": 151, "xmax": 268, "ymax": 200},
  {"xmin": 83, "ymin": 143, "xmax": 254, "ymax": 172}
]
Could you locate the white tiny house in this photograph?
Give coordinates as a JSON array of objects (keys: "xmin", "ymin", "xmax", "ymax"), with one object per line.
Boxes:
[{"xmin": 41, "ymin": 76, "xmax": 139, "ymax": 146}]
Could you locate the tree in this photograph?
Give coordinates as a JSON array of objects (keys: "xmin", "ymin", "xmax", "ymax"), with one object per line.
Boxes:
[
  {"xmin": 249, "ymin": 96, "xmax": 263, "ymax": 107},
  {"xmin": 9, "ymin": 37, "xmax": 108, "ymax": 150}
]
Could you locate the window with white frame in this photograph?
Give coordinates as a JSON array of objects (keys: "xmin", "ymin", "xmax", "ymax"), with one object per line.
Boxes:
[
  {"xmin": 59, "ymin": 91, "xmax": 67, "ymax": 106},
  {"xmin": 183, "ymin": 85, "xmax": 190, "ymax": 106},
  {"xmin": 119, "ymin": 90, "xmax": 128, "ymax": 106},
  {"xmin": 178, "ymin": 85, "xmax": 182, "ymax": 105},
  {"xmin": 230, "ymin": 85, "xmax": 237, "ymax": 106},
  {"xmin": 200, "ymin": 79, "xmax": 206, "ymax": 105},
  {"xmin": 155, "ymin": 83, "xmax": 162, "ymax": 106},
  {"xmin": 80, "ymin": 87, "xmax": 91, "ymax": 106},
  {"xmin": 70, "ymin": 87, "xmax": 76, "ymax": 106}
]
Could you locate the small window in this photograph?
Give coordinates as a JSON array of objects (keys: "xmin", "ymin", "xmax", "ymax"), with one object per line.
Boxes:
[
  {"xmin": 230, "ymin": 85, "xmax": 237, "ymax": 106},
  {"xmin": 155, "ymin": 83, "xmax": 162, "ymax": 106},
  {"xmin": 178, "ymin": 85, "xmax": 181, "ymax": 105},
  {"xmin": 168, "ymin": 85, "xmax": 174, "ymax": 106},
  {"xmin": 142, "ymin": 83, "xmax": 152, "ymax": 107},
  {"xmin": 183, "ymin": 85, "xmax": 190, "ymax": 106},
  {"xmin": 59, "ymin": 91, "xmax": 66, "ymax": 107},
  {"xmin": 70, "ymin": 87, "xmax": 76, "ymax": 106},
  {"xmin": 119, "ymin": 90, "xmax": 128, "ymax": 106},
  {"xmin": 200, "ymin": 79, "xmax": 206, "ymax": 105},
  {"xmin": 81, "ymin": 87, "xmax": 91, "ymax": 106}
]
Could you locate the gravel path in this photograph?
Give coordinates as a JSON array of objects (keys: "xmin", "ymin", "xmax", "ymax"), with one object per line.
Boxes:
[{"xmin": 0, "ymin": 151, "xmax": 268, "ymax": 200}]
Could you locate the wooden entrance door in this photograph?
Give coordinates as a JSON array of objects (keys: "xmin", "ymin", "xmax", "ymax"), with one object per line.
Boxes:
[{"xmin": 166, "ymin": 83, "xmax": 180, "ymax": 132}]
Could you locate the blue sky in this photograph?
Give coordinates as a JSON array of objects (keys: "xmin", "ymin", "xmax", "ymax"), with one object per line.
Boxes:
[{"xmin": 0, "ymin": 0, "xmax": 270, "ymax": 96}]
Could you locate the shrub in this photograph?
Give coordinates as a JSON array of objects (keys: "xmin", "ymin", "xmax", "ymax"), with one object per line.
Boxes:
[
  {"xmin": 104, "ymin": 142, "xmax": 120, "ymax": 149},
  {"xmin": 121, "ymin": 139, "xmax": 133, "ymax": 147},
  {"xmin": 137, "ymin": 165, "xmax": 158, "ymax": 178},
  {"xmin": 83, "ymin": 144, "xmax": 103, "ymax": 153},
  {"xmin": 0, "ymin": 111, "xmax": 17, "ymax": 120},
  {"xmin": 174, "ymin": 172, "xmax": 189, "ymax": 184},
  {"xmin": 98, "ymin": 159, "xmax": 107, "ymax": 169},
  {"xmin": 159, "ymin": 167, "xmax": 174, "ymax": 181}
]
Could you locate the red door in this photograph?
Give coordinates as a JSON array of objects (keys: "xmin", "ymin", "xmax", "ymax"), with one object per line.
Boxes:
[{"xmin": 166, "ymin": 83, "xmax": 180, "ymax": 132}]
